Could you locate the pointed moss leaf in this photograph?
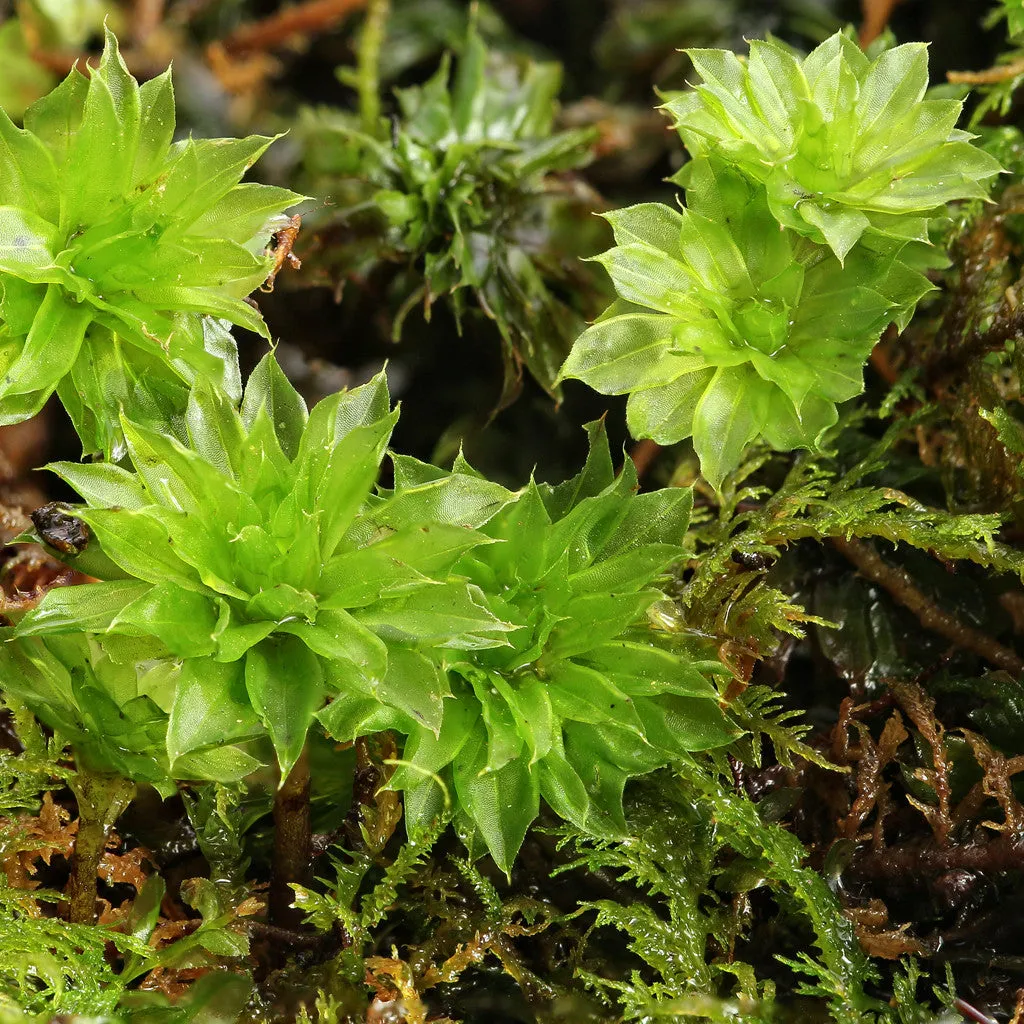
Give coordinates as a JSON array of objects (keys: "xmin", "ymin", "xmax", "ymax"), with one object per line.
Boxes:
[
  {"xmin": 17, "ymin": 579, "xmax": 152, "ymax": 636},
  {"xmin": 602, "ymin": 486, "xmax": 693, "ymax": 555},
  {"xmin": 314, "ymin": 414, "xmax": 398, "ymax": 558},
  {"xmin": 375, "ymin": 646, "xmax": 451, "ymax": 736},
  {"xmin": 0, "ymin": 206, "xmax": 59, "ymax": 279},
  {"xmin": 453, "ymin": 732, "xmax": 540, "ymax": 874},
  {"xmin": 277, "ymin": 608, "xmax": 387, "ymax": 677},
  {"xmin": 557, "ymin": 314, "xmax": 673, "ymax": 395},
  {"xmin": 373, "ymin": 467, "xmax": 512, "ymax": 530},
  {"xmin": 168, "ymin": 659, "xmax": 262, "ymax": 765},
  {"xmin": 692, "ymin": 366, "xmax": 765, "ymax": 492},
  {"xmin": 319, "ymin": 523, "xmax": 491, "ymax": 607},
  {"xmin": 390, "ymin": 696, "xmax": 480, "ymax": 789},
  {"xmin": 173, "ymin": 745, "xmax": 263, "ymax": 783},
  {"xmin": 0, "ymin": 30, "xmax": 299, "ymax": 455},
  {"xmin": 541, "ymin": 419, "xmax": 615, "ymax": 518},
  {"xmin": 537, "ymin": 750, "xmax": 618, "ymax": 836},
  {"xmin": 547, "ymin": 661, "xmax": 646, "ymax": 734},
  {"xmin": 357, "ymin": 583, "xmax": 511, "ymax": 646},
  {"xmin": 483, "ymin": 482, "xmax": 551, "ymax": 582},
  {"xmin": 2, "ymin": 285, "xmax": 90, "ymax": 403},
  {"xmin": 636, "ymin": 694, "xmax": 739, "ymax": 753},
  {"xmin": 212, "ymin": 619, "xmax": 278, "ymax": 663},
  {"xmin": 318, "ymin": 550, "xmax": 433, "ymax": 608},
  {"xmin": 468, "ymin": 671, "xmax": 525, "ymax": 771},
  {"xmin": 246, "ymin": 584, "xmax": 318, "ymax": 623},
  {"xmin": 504, "ymin": 675, "xmax": 556, "ymax": 764},
  {"xmin": 111, "ymin": 583, "xmax": 218, "ymax": 658},
  {"xmin": 403, "ymin": 778, "xmax": 450, "ymax": 842},
  {"xmin": 568, "ymin": 544, "xmax": 679, "ymax": 595},
  {"xmin": 122, "ymin": 417, "xmax": 240, "ymax": 521},
  {"xmin": 186, "ymin": 377, "xmax": 248, "ymax": 479},
  {"xmin": 547, "ymin": 591, "xmax": 661, "ymax": 659},
  {"xmin": 332, "ymin": 369, "xmax": 392, "ymax": 439},
  {"xmin": 0, "ymin": 107, "xmax": 58, "ymax": 218},
  {"xmin": 240, "ymin": 353, "xmax": 308, "ymax": 460},
  {"xmin": 585, "ymin": 641, "xmax": 719, "ymax": 700},
  {"xmin": 317, "ymin": 691, "xmax": 408, "ymax": 745},
  {"xmin": 55, "ymin": 465, "xmax": 147, "ymax": 520},
  {"xmin": 245, "ymin": 636, "xmax": 326, "ymax": 777},
  {"xmin": 563, "ymin": 730, "xmax": 629, "ymax": 834}
]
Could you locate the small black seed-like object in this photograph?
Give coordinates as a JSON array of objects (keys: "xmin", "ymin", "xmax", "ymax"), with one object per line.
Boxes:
[
  {"xmin": 732, "ymin": 549, "xmax": 772, "ymax": 571},
  {"xmin": 31, "ymin": 502, "xmax": 91, "ymax": 555}
]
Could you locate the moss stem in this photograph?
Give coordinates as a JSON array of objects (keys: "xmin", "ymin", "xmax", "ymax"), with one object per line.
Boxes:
[
  {"xmin": 271, "ymin": 743, "xmax": 312, "ymax": 928},
  {"xmin": 357, "ymin": 0, "xmax": 391, "ymax": 135},
  {"xmin": 66, "ymin": 771, "xmax": 135, "ymax": 925}
]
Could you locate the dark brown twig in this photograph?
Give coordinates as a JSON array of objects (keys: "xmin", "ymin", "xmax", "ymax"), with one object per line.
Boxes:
[
  {"xmin": 831, "ymin": 536, "xmax": 1024, "ymax": 676},
  {"xmin": 851, "ymin": 836, "xmax": 1024, "ymax": 880}
]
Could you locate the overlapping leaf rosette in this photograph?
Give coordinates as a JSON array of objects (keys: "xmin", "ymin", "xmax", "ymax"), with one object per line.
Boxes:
[
  {"xmin": 0, "ymin": 30, "xmax": 302, "ymax": 456},
  {"xmin": 299, "ymin": 18, "xmax": 602, "ymax": 403},
  {"xmin": 320, "ymin": 426, "xmax": 735, "ymax": 872},
  {"xmin": 0, "ymin": 632, "xmax": 179, "ymax": 792},
  {"xmin": 560, "ymin": 31, "xmax": 1003, "ymax": 490},
  {"xmin": 662, "ymin": 32, "xmax": 1001, "ymax": 261},
  {"xmin": 560, "ymin": 165, "xmax": 934, "ymax": 489},
  {"xmin": 16, "ymin": 357, "xmax": 510, "ymax": 781}
]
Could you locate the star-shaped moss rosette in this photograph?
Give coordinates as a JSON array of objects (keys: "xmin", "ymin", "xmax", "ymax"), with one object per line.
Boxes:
[
  {"xmin": 559, "ymin": 163, "xmax": 936, "ymax": 490},
  {"xmin": 0, "ymin": 30, "xmax": 303, "ymax": 456},
  {"xmin": 319, "ymin": 425, "xmax": 735, "ymax": 873},
  {"xmin": 16, "ymin": 356, "xmax": 511, "ymax": 780},
  {"xmin": 662, "ymin": 32, "xmax": 1002, "ymax": 261},
  {"xmin": 299, "ymin": 18, "xmax": 603, "ymax": 404}
]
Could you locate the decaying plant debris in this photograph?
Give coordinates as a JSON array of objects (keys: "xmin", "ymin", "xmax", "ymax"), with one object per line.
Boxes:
[{"xmin": 2, "ymin": 1, "xmax": 1024, "ymax": 1023}]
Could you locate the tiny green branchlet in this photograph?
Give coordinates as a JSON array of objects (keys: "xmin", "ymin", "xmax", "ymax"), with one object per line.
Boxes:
[
  {"xmin": 0, "ymin": 30, "xmax": 302, "ymax": 456},
  {"xmin": 320, "ymin": 426, "xmax": 735, "ymax": 872},
  {"xmin": 998, "ymin": 0, "xmax": 1024, "ymax": 40},
  {"xmin": 17, "ymin": 357, "xmax": 509, "ymax": 780},
  {"xmin": 662, "ymin": 32, "xmax": 1001, "ymax": 261}
]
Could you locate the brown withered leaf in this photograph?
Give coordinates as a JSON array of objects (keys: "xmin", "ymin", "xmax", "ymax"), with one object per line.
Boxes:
[
  {"xmin": 365, "ymin": 957, "xmax": 432, "ymax": 1024},
  {"xmin": 139, "ymin": 965, "xmax": 208, "ymax": 999},
  {"xmin": 2, "ymin": 792, "xmax": 76, "ymax": 894},
  {"xmin": 961, "ymin": 729, "xmax": 1024, "ymax": 834},
  {"xmin": 845, "ymin": 898, "xmax": 925, "ymax": 959},
  {"xmin": 98, "ymin": 842, "xmax": 152, "ymax": 891},
  {"xmin": 893, "ymin": 681, "xmax": 954, "ymax": 847},
  {"xmin": 0, "ymin": 545, "xmax": 91, "ymax": 615}
]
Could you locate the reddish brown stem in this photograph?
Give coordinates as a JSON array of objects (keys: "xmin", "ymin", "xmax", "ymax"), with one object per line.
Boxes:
[
  {"xmin": 831, "ymin": 536, "xmax": 1024, "ymax": 676},
  {"xmin": 221, "ymin": 0, "xmax": 367, "ymax": 55}
]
